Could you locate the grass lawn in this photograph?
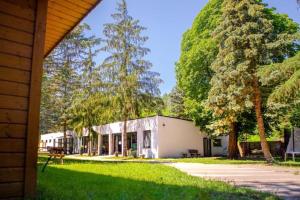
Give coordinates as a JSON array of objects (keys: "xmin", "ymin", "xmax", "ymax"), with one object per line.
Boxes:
[
  {"xmin": 102, "ymin": 156, "xmax": 300, "ymax": 167},
  {"xmin": 37, "ymin": 158, "xmax": 279, "ymax": 200}
]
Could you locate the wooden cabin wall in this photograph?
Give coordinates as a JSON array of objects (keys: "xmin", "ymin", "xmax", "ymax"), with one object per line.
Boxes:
[{"xmin": 0, "ymin": 0, "xmax": 47, "ymax": 199}]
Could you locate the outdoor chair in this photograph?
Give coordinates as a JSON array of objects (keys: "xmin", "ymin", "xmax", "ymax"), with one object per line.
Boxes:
[{"xmin": 188, "ymin": 149, "xmax": 201, "ymax": 158}]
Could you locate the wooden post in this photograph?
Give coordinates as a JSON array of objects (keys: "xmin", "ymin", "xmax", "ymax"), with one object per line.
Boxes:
[{"xmin": 24, "ymin": 0, "xmax": 48, "ymax": 198}]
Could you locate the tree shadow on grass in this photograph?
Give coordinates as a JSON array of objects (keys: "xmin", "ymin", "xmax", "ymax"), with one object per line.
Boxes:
[{"xmin": 37, "ymin": 162, "xmax": 278, "ymax": 200}]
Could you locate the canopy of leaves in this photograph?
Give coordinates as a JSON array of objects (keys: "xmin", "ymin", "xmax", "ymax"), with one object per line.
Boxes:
[
  {"xmin": 176, "ymin": 0, "xmax": 299, "ymax": 135},
  {"xmin": 176, "ymin": 0, "xmax": 222, "ymax": 132}
]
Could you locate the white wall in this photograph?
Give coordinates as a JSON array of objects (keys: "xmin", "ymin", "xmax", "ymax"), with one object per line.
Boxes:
[
  {"xmin": 157, "ymin": 116, "xmax": 205, "ymax": 158},
  {"xmin": 211, "ymin": 135, "xmax": 228, "ymax": 156},
  {"xmin": 94, "ymin": 116, "xmax": 159, "ymax": 158}
]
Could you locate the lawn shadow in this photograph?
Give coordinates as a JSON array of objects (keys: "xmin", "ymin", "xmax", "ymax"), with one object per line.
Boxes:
[{"xmin": 37, "ymin": 162, "xmax": 278, "ymax": 200}]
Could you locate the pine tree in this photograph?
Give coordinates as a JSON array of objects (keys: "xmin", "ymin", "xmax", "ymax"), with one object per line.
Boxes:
[
  {"xmin": 42, "ymin": 24, "xmax": 91, "ymax": 153},
  {"xmin": 207, "ymin": 0, "xmax": 296, "ymax": 162},
  {"xmin": 100, "ymin": 0, "xmax": 161, "ymax": 156},
  {"xmin": 168, "ymin": 86, "xmax": 188, "ymax": 118}
]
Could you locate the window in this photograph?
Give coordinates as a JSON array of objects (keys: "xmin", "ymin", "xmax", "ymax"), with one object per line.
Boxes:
[
  {"xmin": 213, "ymin": 139, "xmax": 222, "ymax": 147},
  {"xmin": 49, "ymin": 139, "xmax": 52, "ymax": 143},
  {"xmin": 143, "ymin": 130, "xmax": 151, "ymax": 148}
]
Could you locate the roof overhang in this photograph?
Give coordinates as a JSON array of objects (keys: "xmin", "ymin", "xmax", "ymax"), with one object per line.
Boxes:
[{"xmin": 44, "ymin": 0, "xmax": 101, "ymax": 57}]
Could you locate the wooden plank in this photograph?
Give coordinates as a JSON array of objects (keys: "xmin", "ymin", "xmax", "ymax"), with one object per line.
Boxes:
[
  {"xmin": 45, "ymin": 32, "xmax": 62, "ymax": 42},
  {"xmin": 49, "ymin": 0, "xmax": 86, "ymax": 14},
  {"xmin": 0, "ymin": 25, "xmax": 33, "ymax": 46},
  {"xmin": 46, "ymin": 18, "xmax": 72, "ymax": 31},
  {"xmin": 24, "ymin": 0, "xmax": 48, "ymax": 198},
  {"xmin": 0, "ymin": 80, "xmax": 29, "ymax": 97},
  {"xmin": 0, "ymin": 67, "xmax": 30, "ymax": 84},
  {"xmin": 0, "ymin": 153, "xmax": 24, "ymax": 167},
  {"xmin": 0, "ymin": 138, "xmax": 25, "ymax": 153},
  {"xmin": 66, "ymin": 0, "xmax": 93, "ymax": 9},
  {"xmin": 0, "ymin": 95, "xmax": 28, "ymax": 110},
  {"xmin": 0, "ymin": 182, "xmax": 23, "ymax": 198},
  {"xmin": 0, "ymin": 124, "xmax": 26, "ymax": 138},
  {"xmin": 0, "ymin": 168, "xmax": 23, "ymax": 183},
  {"xmin": 4, "ymin": 0, "xmax": 36, "ymax": 11},
  {"xmin": 0, "ymin": 109, "xmax": 27, "ymax": 124},
  {"xmin": 0, "ymin": 53, "xmax": 31, "ymax": 71},
  {"xmin": 0, "ymin": 1, "xmax": 34, "ymax": 21},
  {"xmin": 83, "ymin": 0, "xmax": 99, "ymax": 4},
  {"xmin": 0, "ymin": 12, "xmax": 34, "ymax": 33},
  {"xmin": 0, "ymin": 39, "xmax": 32, "ymax": 58},
  {"xmin": 47, "ymin": 12, "xmax": 77, "ymax": 26},
  {"xmin": 48, "ymin": 4, "xmax": 82, "ymax": 21}
]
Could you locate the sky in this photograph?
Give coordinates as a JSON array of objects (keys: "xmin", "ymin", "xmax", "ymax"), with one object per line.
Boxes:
[{"xmin": 83, "ymin": 0, "xmax": 300, "ymax": 95}]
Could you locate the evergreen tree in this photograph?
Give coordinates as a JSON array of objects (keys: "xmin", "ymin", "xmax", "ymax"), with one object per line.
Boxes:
[
  {"xmin": 168, "ymin": 86, "xmax": 188, "ymax": 118},
  {"xmin": 207, "ymin": 0, "xmax": 297, "ymax": 162},
  {"xmin": 70, "ymin": 39, "xmax": 100, "ymax": 155},
  {"xmin": 100, "ymin": 0, "xmax": 161, "ymax": 156},
  {"xmin": 41, "ymin": 24, "xmax": 91, "ymax": 152}
]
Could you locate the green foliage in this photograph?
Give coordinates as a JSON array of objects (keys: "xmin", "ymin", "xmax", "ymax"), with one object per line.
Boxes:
[
  {"xmin": 290, "ymin": 104, "xmax": 300, "ymax": 128},
  {"xmin": 176, "ymin": 0, "xmax": 223, "ymax": 132},
  {"xmin": 41, "ymin": 24, "xmax": 93, "ymax": 134},
  {"xmin": 100, "ymin": 0, "xmax": 162, "ymax": 121},
  {"xmin": 259, "ymin": 52, "xmax": 300, "ymax": 105},
  {"xmin": 161, "ymin": 86, "xmax": 188, "ymax": 118},
  {"xmin": 176, "ymin": 0, "xmax": 299, "ymax": 135}
]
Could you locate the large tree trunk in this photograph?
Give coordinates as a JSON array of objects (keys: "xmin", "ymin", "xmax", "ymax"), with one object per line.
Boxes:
[
  {"xmin": 227, "ymin": 122, "xmax": 238, "ymax": 159},
  {"xmin": 122, "ymin": 118, "xmax": 128, "ymax": 156},
  {"xmin": 253, "ymin": 76, "xmax": 274, "ymax": 163}
]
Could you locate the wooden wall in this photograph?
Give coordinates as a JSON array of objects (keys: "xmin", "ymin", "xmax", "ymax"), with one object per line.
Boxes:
[{"xmin": 0, "ymin": 0, "xmax": 47, "ymax": 199}]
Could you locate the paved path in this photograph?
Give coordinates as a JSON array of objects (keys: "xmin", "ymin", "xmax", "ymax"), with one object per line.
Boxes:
[{"xmin": 167, "ymin": 163, "xmax": 300, "ymax": 200}]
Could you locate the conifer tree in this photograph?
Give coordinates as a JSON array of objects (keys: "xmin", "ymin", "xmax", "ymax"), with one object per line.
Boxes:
[
  {"xmin": 42, "ymin": 24, "xmax": 91, "ymax": 153},
  {"xmin": 207, "ymin": 0, "xmax": 296, "ymax": 162},
  {"xmin": 100, "ymin": 0, "xmax": 161, "ymax": 156}
]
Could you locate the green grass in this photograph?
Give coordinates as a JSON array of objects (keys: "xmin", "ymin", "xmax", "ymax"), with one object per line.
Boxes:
[
  {"xmin": 37, "ymin": 157, "xmax": 279, "ymax": 200},
  {"xmin": 100, "ymin": 156, "xmax": 300, "ymax": 167}
]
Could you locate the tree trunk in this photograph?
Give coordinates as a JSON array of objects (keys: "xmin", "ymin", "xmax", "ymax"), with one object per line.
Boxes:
[
  {"xmin": 122, "ymin": 118, "xmax": 128, "ymax": 156},
  {"xmin": 88, "ymin": 131, "xmax": 91, "ymax": 156},
  {"xmin": 227, "ymin": 122, "xmax": 238, "ymax": 159},
  {"xmin": 63, "ymin": 121, "xmax": 67, "ymax": 154},
  {"xmin": 253, "ymin": 76, "xmax": 274, "ymax": 163}
]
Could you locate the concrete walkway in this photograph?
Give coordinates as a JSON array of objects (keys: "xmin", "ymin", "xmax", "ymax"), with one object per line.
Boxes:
[{"xmin": 167, "ymin": 163, "xmax": 300, "ymax": 200}]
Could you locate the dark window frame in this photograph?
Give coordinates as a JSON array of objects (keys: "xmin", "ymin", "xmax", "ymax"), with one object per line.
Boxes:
[{"xmin": 212, "ymin": 139, "xmax": 222, "ymax": 147}]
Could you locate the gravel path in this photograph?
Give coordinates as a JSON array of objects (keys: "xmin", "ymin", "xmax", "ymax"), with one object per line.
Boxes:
[{"xmin": 167, "ymin": 163, "xmax": 300, "ymax": 200}]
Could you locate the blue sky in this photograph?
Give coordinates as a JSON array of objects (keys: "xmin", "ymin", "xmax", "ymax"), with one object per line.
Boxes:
[{"xmin": 83, "ymin": 0, "xmax": 300, "ymax": 95}]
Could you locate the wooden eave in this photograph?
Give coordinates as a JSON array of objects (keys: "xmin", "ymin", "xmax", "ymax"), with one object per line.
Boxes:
[{"xmin": 44, "ymin": 0, "xmax": 101, "ymax": 57}]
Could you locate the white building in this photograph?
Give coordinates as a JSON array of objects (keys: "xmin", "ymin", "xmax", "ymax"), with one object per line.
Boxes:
[
  {"xmin": 95, "ymin": 115, "xmax": 228, "ymax": 158},
  {"xmin": 40, "ymin": 131, "xmax": 80, "ymax": 154},
  {"xmin": 40, "ymin": 115, "xmax": 228, "ymax": 158}
]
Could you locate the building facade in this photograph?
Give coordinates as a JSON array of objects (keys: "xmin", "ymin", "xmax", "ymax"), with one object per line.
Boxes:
[{"xmin": 40, "ymin": 116, "xmax": 228, "ymax": 158}]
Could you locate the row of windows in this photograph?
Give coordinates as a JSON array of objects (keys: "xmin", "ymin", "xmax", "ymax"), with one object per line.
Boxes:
[{"xmin": 41, "ymin": 139, "xmax": 52, "ymax": 143}]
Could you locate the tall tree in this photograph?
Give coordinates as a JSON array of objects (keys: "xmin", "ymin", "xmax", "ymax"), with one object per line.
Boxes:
[
  {"xmin": 100, "ymin": 0, "xmax": 161, "ymax": 156},
  {"xmin": 167, "ymin": 86, "xmax": 188, "ymax": 118},
  {"xmin": 41, "ymin": 24, "xmax": 91, "ymax": 152},
  {"xmin": 207, "ymin": 0, "xmax": 297, "ymax": 162},
  {"xmin": 70, "ymin": 38, "xmax": 101, "ymax": 155}
]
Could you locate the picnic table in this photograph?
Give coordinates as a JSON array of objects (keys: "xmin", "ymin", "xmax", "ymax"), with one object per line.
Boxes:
[{"xmin": 42, "ymin": 147, "xmax": 65, "ymax": 172}]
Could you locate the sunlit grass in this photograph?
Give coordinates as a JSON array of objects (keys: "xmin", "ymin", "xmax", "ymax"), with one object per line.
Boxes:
[{"xmin": 38, "ymin": 157, "xmax": 278, "ymax": 200}]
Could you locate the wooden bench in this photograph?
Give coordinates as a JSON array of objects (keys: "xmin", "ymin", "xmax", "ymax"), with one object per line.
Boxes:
[
  {"xmin": 188, "ymin": 149, "xmax": 201, "ymax": 158},
  {"xmin": 42, "ymin": 147, "xmax": 65, "ymax": 172}
]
